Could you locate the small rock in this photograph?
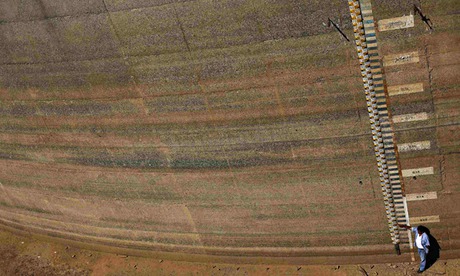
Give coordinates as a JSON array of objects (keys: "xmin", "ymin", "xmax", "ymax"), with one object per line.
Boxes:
[
  {"xmin": 370, "ymin": 265, "xmax": 374, "ymax": 269},
  {"xmin": 159, "ymin": 260, "xmax": 163, "ymax": 263},
  {"xmin": 297, "ymin": 267, "xmax": 302, "ymax": 271},
  {"xmin": 266, "ymin": 267, "xmax": 270, "ymax": 271},
  {"xmin": 89, "ymin": 253, "xmax": 92, "ymax": 257},
  {"xmin": 21, "ymin": 242, "xmax": 24, "ymax": 244},
  {"xmin": 65, "ymin": 246, "xmax": 69, "ymax": 250},
  {"xmin": 334, "ymin": 265, "xmax": 340, "ymax": 270},
  {"xmin": 54, "ymin": 251, "xmax": 57, "ymax": 254},
  {"xmin": 237, "ymin": 267, "xmax": 240, "ymax": 271},
  {"xmin": 37, "ymin": 256, "xmax": 41, "ymax": 259},
  {"xmin": 72, "ymin": 255, "xmax": 76, "ymax": 258}
]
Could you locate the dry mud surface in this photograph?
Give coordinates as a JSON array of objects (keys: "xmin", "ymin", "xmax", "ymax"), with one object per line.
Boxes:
[
  {"xmin": 0, "ymin": 0, "xmax": 459, "ymax": 261},
  {"xmin": 1, "ymin": 229, "xmax": 460, "ymax": 276}
]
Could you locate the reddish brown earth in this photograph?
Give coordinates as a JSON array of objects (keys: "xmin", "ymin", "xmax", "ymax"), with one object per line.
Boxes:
[{"xmin": 2, "ymin": 228, "xmax": 460, "ymax": 275}]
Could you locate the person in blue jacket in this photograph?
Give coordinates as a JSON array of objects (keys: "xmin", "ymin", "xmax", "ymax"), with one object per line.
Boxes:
[{"xmin": 399, "ymin": 224, "xmax": 430, "ymax": 273}]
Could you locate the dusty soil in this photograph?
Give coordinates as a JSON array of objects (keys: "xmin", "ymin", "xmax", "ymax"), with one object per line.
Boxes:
[
  {"xmin": 0, "ymin": 0, "xmax": 458, "ymax": 265},
  {"xmin": 1, "ymin": 228, "xmax": 459, "ymax": 276}
]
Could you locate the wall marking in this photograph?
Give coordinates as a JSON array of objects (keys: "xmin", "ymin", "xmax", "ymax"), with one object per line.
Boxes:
[
  {"xmin": 393, "ymin": 112, "xmax": 429, "ymax": 123},
  {"xmin": 388, "ymin": 83, "xmax": 424, "ymax": 96},
  {"xmin": 384, "ymin": 51, "xmax": 419, "ymax": 67},
  {"xmin": 349, "ymin": 0, "xmax": 408, "ymax": 247},
  {"xmin": 398, "ymin": 141, "xmax": 431, "ymax": 152},
  {"xmin": 406, "ymin": 191, "xmax": 437, "ymax": 201},
  {"xmin": 402, "ymin": 167, "xmax": 434, "ymax": 177},
  {"xmin": 410, "ymin": 215, "xmax": 440, "ymax": 224},
  {"xmin": 378, "ymin": 15, "xmax": 415, "ymax": 31}
]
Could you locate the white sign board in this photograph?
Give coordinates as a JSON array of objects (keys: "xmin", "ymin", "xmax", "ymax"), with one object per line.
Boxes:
[
  {"xmin": 393, "ymin": 112, "xmax": 429, "ymax": 123},
  {"xmin": 398, "ymin": 141, "xmax": 431, "ymax": 152},
  {"xmin": 388, "ymin": 83, "xmax": 424, "ymax": 96},
  {"xmin": 378, "ymin": 15, "xmax": 415, "ymax": 31},
  {"xmin": 402, "ymin": 167, "xmax": 434, "ymax": 177},
  {"xmin": 410, "ymin": 215, "xmax": 440, "ymax": 224},
  {"xmin": 406, "ymin": 192, "xmax": 437, "ymax": 201},
  {"xmin": 384, "ymin": 51, "xmax": 419, "ymax": 67}
]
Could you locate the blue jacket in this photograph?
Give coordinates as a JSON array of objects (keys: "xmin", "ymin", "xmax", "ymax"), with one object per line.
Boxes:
[{"xmin": 412, "ymin": 226, "xmax": 430, "ymax": 253}]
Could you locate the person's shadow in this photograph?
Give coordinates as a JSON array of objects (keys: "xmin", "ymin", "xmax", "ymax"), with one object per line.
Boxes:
[{"xmin": 418, "ymin": 225, "xmax": 441, "ymax": 269}]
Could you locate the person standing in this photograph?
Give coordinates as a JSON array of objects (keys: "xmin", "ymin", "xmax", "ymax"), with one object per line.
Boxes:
[{"xmin": 399, "ymin": 224, "xmax": 430, "ymax": 273}]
